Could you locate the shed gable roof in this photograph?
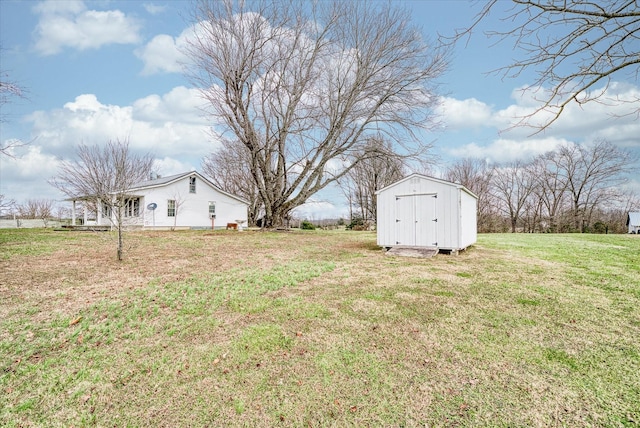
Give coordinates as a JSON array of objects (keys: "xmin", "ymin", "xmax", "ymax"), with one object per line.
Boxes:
[{"xmin": 375, "ymin": 173, "xmax": 477, "ymax": 199}]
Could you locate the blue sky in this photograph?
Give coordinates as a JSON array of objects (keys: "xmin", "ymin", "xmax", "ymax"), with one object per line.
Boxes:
[{"xmin": 1, "ymin": 0, "xmax": 638, "ymax": 219}]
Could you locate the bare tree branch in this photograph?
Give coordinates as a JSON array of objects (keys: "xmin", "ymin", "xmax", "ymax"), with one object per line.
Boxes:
[
  {"xmin": 448, "ymin": 0, "xmax": 640, "ymax": 132},
  {"xmin": 555, "ymin": 139, "xmax": 636, "ymax": 231},
  {"xmin": 202, "ymin": 138, "xmax": 263, "ymax": 225},
  {"xmin": 1, "ymin": 50, "xmax": 30, "ymax": 157},
  {"xmin": 445, "ymin": 158, "xmax": 497, "ymax": 232},
  {"xmin": 491, "ymin": 160, "xmax": 537, "ymax": 232},
  {"xmin": 0, "ymin": 194, "xmax": 16, "ymax": 216},
  {"xmin": 340, "ymin": 136, "xmax": 406, "ymax": 222}
]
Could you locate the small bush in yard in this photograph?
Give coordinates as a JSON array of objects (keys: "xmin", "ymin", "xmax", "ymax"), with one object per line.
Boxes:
[{"xmin": 301, "ymin": 220, "xmax": 316, "ymax": 230}]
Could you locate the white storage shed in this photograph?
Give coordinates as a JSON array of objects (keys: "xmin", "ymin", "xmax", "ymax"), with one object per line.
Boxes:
[{"xmin": 376, "ymin": 174, "xmax": 478, "ymax": 253}]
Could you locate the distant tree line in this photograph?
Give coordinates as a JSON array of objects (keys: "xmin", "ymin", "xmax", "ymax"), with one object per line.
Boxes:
[
  {"xmin": 203, "ymin": 135, "xmax": 638, "ymax": 233},
  {"xmin": 445, "ymin": 140, "xmax": 639, "ymax": 233},
  {"xmin": 0, "ymin": 198, "xmax": 72, "ymax": 228}
]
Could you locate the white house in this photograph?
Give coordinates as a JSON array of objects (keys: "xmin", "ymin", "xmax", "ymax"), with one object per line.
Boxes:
[
  {"xmin": 627, "ymin": 212, "xmax": 640, "ymax": 234},
  {"xmin": 70, "ymin": 171, "xmax": 249, "ymax": 230},
  {"xmin": 376, "ymin": 174, "xmax": 477, "ymax": 253}
]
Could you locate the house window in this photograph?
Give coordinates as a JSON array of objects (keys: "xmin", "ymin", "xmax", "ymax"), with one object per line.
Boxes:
[
  {"xmin": 102, "ymin": 204, "xmax": 112, "ymax": 218},
  {"xmin": 168, "ymin": 200, "xmax": 176, "ymax": 217},
  {"xmin": 189, "ymin": 176, "xmax": 196, "ymax": 193},
  {"xmin": 208, "ymin": 201, "xmax": 216, "ymax": 217},
  {"xmin": 124, "ymin": 198, "xmax": 140, "ymax": 217}
]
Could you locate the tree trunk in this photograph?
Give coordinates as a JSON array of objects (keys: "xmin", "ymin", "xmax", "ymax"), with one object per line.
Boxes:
[{"xmin": 117, "ymin": 223, "xmax": 123, "ymax": 261}]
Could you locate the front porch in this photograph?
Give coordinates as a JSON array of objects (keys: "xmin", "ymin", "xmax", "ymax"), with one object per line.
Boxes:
[{"xmin": 68, "ymin": 197, "xmax": 144, "ymax": 228}]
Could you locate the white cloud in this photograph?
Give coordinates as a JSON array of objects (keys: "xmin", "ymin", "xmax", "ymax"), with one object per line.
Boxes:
[
  {"xmin": 153, "ymin": 157, "xmax": 197, "ymax": 177},
  {"xmin": 32, "ymin": 0, "xmax": 85, "ymax": 15},
  {"xmin": 135, "ymin": 26, "xmax": 194, "ymax": 75},
  {"xmin": 292, "ymin": 199, "xmax": 348, "ymax": 220},
  {"xmin": 25, "ymin": 90, "xmax": 213, "ymax": 157},
  {"xmin": 7, "ymin": 88, "xmax": 219, "ymax": 205},
  {"xmin": 437, "ymin": 97, "xmax": 493, "ymax": 130},
  {"xmin": 438, "ymin": 82, "xmax": 639, "ymax": 146},
  {"xmin": 32, "ymin": 0, "xmax": 141, "ymax": 55},
  {"xmin": 447, "ymin": 137, "xmax": 574, "ymax": 164},
  {"xmin": 26, "ymin": 94, "xmax": 137, "ymax": 153},
  {"xmin": 496, "ymin": 82, "xmax": 640, "ymax": 142},
  {"xmin": 439, "ymin": 82, "xmax": 640, "ymax": 167},
  {"xmin": 0, "ymin": 145, "xmax": 65, "ymax": 202},
  {"xmin": 132, "ymin": 86, "xmax": 206, "ymax": 123},
  {"xmin": 143, "ymin": 3, "xmax": 167, "ymax": 15},
  {"xmin": 0, "ymin": 87, "xmax": 222, "ymax": 203}
]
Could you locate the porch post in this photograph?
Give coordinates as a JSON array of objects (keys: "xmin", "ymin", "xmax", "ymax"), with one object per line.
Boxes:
[
  {"xmin": 97, "ymin": 198, "xmax": 102, "ymax": 225},
  {"xmin": 83, "ymin": 203, "xmax": 88, "ymax": 225},
  {"xmin": 71, "ymin": 200, "xmax": 77, "ymax": 226}
]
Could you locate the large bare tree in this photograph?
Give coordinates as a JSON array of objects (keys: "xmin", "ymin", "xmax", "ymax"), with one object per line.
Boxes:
[
  {"xmin": 50, "ymin": 139, "xmax": 154, "ymax": 260},
  {"xmin": 455, "ymin": 0, "xmax": 640, "ymax": 131},
  {"xmin": 185, "ymin": 0, "xmax": 447, "ymax": 227}
]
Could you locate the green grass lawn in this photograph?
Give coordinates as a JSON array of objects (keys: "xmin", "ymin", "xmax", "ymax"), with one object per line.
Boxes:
[{"xmin": 1, "ymin": 229, "xmax": 639, "ymax": 427}]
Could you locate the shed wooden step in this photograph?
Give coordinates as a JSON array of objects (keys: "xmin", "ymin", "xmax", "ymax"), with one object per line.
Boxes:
[{"xmin": 385, "ymin": 246, "xmax": 438, "ymax": 258}]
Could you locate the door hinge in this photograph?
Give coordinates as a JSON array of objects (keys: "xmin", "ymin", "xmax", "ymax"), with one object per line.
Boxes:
[
  {"xmin": 396, "ymin": 219, "xmax": 400, "ymax": 222},
  {"xmin": 432, "ymin": 218, "xmax": 438, "ymax": 222}
]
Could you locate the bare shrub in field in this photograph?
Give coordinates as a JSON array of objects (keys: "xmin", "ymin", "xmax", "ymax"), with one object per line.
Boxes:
[{"xmin": 50, "ymin": 139, "xmax": 154, "ymax": 260}]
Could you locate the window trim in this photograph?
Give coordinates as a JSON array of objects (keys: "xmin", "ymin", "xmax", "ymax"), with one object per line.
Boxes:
[{"xmin": 124, "ymin": 198, "xmax": 140, "ymax": 217}]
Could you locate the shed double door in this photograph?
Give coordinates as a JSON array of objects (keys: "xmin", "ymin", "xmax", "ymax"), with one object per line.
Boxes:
[{"xmin": 395, "ymin": 193, "xmax": 437, "ymax": 246}]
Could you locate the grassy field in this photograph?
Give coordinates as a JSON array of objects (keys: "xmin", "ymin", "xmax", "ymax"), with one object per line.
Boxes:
[{"xmin": 1, "ymin": 229, "xmax": 639, "ymax": 427}]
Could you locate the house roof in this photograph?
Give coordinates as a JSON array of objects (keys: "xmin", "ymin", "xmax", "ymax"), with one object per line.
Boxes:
[
  {"xmin": 129, "ymin": 171, "xmax": 195, "ymax": 190},
  {"xmin": 375, "ymin": 173, "xmax": 478, "ymax": 199},
  {"xmin": 65, "ymin": 171, "xmax": 248, "ymax": 205},
  {"xmin": 126, "ymin": 171, "xmax": 249, "ymax": 205},
  {"xmin": 627, "ymin": 212, "xmax": 640, "ymax": 226}
]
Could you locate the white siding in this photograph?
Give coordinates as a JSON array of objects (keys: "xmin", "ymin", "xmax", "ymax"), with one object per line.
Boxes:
[
  {"xmin": 459, "ymin": 188, "xmax": 478, "ymax": 249},
  {"xmin": 376, "ymin": 174, "xmax": 477, "ymax": 251},
  {"xmin": 138, "ymin": 176, "xmax": 247, "ymax": 229},
  {"xmin": 629, "ymin": 212, "xmax": 640, "ymax": 234},
  {"xmin": 97, "ymin": 173, "xmax": 248, "ymax": 229}
]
